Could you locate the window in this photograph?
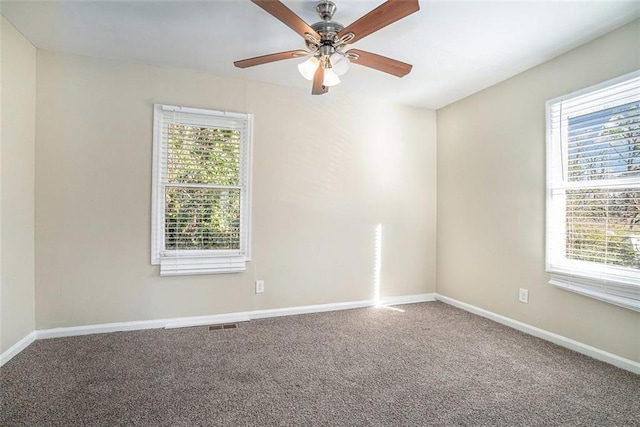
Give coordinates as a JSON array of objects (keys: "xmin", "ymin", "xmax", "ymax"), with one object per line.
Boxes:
[
  {"xmin": 151, "ymin": 104, "xmax": 253, "ymax": 275},
  {"xmin": 546, "ymin": 70, "xmax": 640, "ymax": 311}
]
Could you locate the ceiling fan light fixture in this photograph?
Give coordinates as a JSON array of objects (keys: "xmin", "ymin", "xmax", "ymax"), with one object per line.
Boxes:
[
  {"xmin": 322, "ymin": 67, "xmax": 341, "ymax": 86},
  {"xmin": 298, "ymin": 56, "xmax": 320, "ymax": 80},
  {"xmin": 329, "ymin": 52, "xmax": 350, "ymax": 76}
]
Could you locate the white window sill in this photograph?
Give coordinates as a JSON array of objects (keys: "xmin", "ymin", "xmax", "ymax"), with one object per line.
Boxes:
[
  {"xmin": 159, "ymin": 255, "xmax": 247, "ymax": 276},
  {"xmin": 549, "ymin": 273, "xmax": 640, "ymax": 312}
]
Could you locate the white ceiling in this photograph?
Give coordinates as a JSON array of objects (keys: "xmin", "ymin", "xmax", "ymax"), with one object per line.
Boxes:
[{"xmin": 2, "ymin": 0, "xmax": 639, "ymax": 109}]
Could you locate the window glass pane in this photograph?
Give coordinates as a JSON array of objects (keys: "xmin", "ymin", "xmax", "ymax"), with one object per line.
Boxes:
[
  {"xmin": 167, "ymin": 124, "xmax": 241, "ymax": 186},
  {"xmin": 164, "ymin": 187, "xmax": 241, "ymax": 250},
  {"xmin": 568, "ymin": 101, "xmax": 640, "ymax": 181},
  {"xmin": 566, "ymin": 188, "xmax": 640, "ymax": 269}
]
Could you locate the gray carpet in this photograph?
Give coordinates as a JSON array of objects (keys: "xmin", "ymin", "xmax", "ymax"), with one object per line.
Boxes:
[{"xmin": 1, "ymin": 302, "xmax": 639, "ymax": 426}]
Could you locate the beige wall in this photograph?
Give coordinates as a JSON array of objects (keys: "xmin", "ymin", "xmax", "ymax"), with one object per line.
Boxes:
[
  {"xmin": 437, "ymin": 19, "xmax": 640, "ymax": 362},
  {"xmin": 34, "ymin": 50, "xmax": 437, "ymax": 329},
  {"xmin": 0, "ymin": 16, "xmax": 36, "ymax": 353}
]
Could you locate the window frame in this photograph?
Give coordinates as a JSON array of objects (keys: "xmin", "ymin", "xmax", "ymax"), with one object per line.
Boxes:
[
  {"xmin": 545, "ymin": 70, "xmax": 640, "ymax": 312},
  {"xmin": 151, "ymin": 104, "xmax": 253, "ymax": 275}
]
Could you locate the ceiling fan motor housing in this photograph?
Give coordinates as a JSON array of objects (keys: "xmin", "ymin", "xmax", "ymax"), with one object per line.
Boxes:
[
  {"xmin": 310, "ymin": 21, "xmax": 344, "ymax": 43},
  {"xmin": 306, "ymin": 1, "xmax": 345, "ymax": 52}
]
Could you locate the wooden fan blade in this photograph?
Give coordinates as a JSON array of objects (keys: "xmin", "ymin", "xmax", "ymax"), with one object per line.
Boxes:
[
  {"xmin": 252, "ymin": 0, "xmax": 321, "ymax": 41},
  {"xmin": 338, "ymin": 0, "xmax": 419, "ymax": 44},
  {"xmin": 234, "ymin": 50, "xmax": 308, "ymax": 68},
  {"xmin": 347, "ymin": 49, "xmax": 412, "ymax": 77},
  {"xmin": 312, "ymin": 67, "xmax": 328, "ymax": 95}
]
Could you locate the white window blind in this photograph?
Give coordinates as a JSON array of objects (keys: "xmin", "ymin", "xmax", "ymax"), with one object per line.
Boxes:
[
  {"xmin": 151, "ymin": 104, "xmax": 253, "ymax": 276},
  {"xmin": 546, "ymin": 70, "xmax": 640, "ymax": 311}
]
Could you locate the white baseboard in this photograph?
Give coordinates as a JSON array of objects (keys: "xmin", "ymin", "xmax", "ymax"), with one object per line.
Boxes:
[
  {"xmin": 252, "ymin": 293, "xmax": 436, "ymax": 320},
  {"xmin": 37, "ymin": 318, "xmax": 169, "ymax": 339},
  {"xmin": 380, "ymin": 293, "xmax": 436, "ymax": 305},
  {"xmin": 0, "ymin": 331, "xmax": 37, "ymax": 367},
  {"xmin": 435, "ymin": 293, "xmax": 640, "ymax": 375},
  {"xmin": 251, "ymin": 300, "xmax": 372, "ymax": 320},
  {"xmin": 164, "ymin": 312, "xmax": 253, "ymax": 329},
  {"xmin": 31, "ymin": 292, "xmax": 435, "ymax": 338}
]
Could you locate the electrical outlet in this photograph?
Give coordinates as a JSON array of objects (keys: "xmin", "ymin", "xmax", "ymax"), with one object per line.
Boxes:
[
  {"xmin": 255, "ymin": 280, "xmax": 264, "ymax": 294},
  {"xmin": 519, "ymin": 288, "xmax": 529, "ymax": 303}
]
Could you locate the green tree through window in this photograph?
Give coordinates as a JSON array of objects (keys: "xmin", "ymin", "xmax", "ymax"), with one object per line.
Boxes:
[{"xmin": 165, "ymin": 125, "xmax": 242, "ymax": 250}]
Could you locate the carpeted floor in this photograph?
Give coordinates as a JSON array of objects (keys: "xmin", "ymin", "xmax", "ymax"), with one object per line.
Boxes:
[{"xmin": 1, "ymin": 302, "xmax": 639, "ymax": 426}]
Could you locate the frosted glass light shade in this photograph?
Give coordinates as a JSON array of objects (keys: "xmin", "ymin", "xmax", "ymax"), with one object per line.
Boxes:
[
  {"xmin": 323, "ymin": 68, "xmax": 341, "ymax": 87},
  {"xmin": 298, "ymin": 57, "xmax": 320, "ymax": 80},
  {"xmin": 330, "ymin": 53, "xmax": 350, "ymax": 76}
]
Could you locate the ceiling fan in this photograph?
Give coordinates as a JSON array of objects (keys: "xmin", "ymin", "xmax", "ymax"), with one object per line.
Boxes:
[{"xmin": 234, "ymin": 0, "xmax": 420, "ymax": 95}]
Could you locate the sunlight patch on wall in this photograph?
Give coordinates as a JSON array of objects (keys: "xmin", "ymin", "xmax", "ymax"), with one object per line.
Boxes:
[
  {"xmin": 373, "ymin": 223, "xmax": 382, "ymax": 305},
  {"xmin": 373, "ymin": 222, "xmax": 405, "ymax": 313}
]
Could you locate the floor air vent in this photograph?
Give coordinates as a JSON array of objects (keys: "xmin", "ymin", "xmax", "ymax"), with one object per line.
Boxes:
[{"xmin": 208, "ymin": 323, "xmax": 238, "ymax": 331}]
